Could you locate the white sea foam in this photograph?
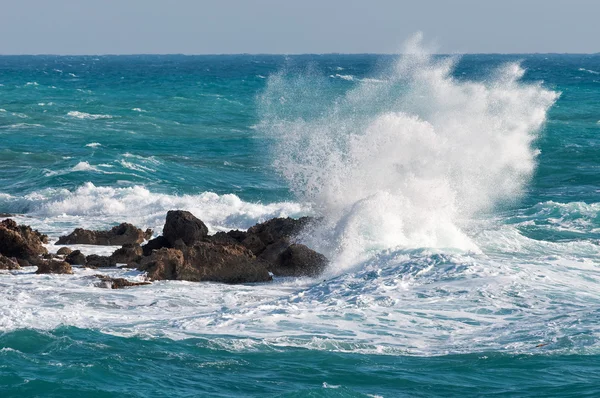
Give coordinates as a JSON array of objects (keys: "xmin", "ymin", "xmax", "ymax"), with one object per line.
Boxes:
[
  {"xmin": 85, "ymin": 142, "xmax": 101, "ymax": 148},
  {"xmin": 71, "ymin": 161, "xmax": 101, "ymax": 172},
  {"xmin": 67, "ymin": 111, "xmax": 113, "ymax": 120},
  {"xmin": 1, "ymin": 182, "xmax": 309, "ymax": 238},
  {"xmin": 330, "ymin": 74, "xmax": 355, "ymax": 81},
  {"xmin": 579, "ymin": 68, "xmax": 600, "ymax": 75},
  {"xmin": 260, "ymin": 33, "xmax": 558, "ymax": 271}
]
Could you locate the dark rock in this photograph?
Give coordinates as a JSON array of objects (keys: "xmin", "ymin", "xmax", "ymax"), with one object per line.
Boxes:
[
  {"xmin": 65, "ymin": 250, "xmax": 87, "ymax": 265},
  {"xmin": 56, "ymin": 247, "xmax": 72, "ymax": 256},
  {"xmin": 209, "ymin": 231, "xmax": 241, "ymax": 245},
  {"xmin": 94, "ymin": 275, "xmax": 151, "ymax": 289},
  {"xmin": 0, "ymin": 254, "xmax": 20, "ymax": 270},
  {"xmin": 109, "ymin": 243, "xmax": 143, "ymax": 266},
  {"xmin": 144, "ymin": 228, "xmax": 153, "ymax": 241},
  {"xmin": 163, "ymin": 210, "xmax": 209, "ymax": 246},
  {"xmin": 56, "ymin": 223, "xmax": 147, "ymax": 246},
  {"xmin": 0, "ymin": 218, "xmax": 48, "ymax": 261},
  {"xmin": 258, "ymin": 238, "xmax": 291, "ymax": 264},
  {"xmin": 270, "ymin": 244, "xmax": 328, "ymax": 277},
  {"xmin": 179, "ymin": 241, "xmax": 272, "ymax": 284},
  {"xmin": 226, "ymin": 230, "xmax": 247, "ymax": 243},
  {"xmin": 138, "ymin": 248, "xmax": 185, "ymax": 280},
  {"xmin": 249, "ymin": 217, "xmax": 313, "ymax": 245},
  {"xmin": 142, "ymin": 235, "xmax": 171, "ymax": 256},
  {"xmin": 241, "ymin": 234, "xmax": 266, "ymax": 256},
  {"xmin": 138, "ymin": 242, "xmax": 272, "ymax": 284},
  {"xmin": 36, "ymin": 260, "xmax": 73, "ymax": 274},
  {"xmin": 86, "ymin": 254, "xmax": 111, "ymax": 268}
]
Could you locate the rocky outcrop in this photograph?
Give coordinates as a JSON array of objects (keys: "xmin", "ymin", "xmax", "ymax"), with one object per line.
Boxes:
[
  {"xmin": 0, "ymin": 218, "xmax": 48, "ymax": 263},
  {"xmin": 109, "ymin": 243, "xmax": 143, "ymax": 266},
  {"xmin": 245, "ymin": 217, "xmax": 313, "ymax": 254},
  {"xmin": 163, "ymin": 210, "xmax": 209, "ymax": 246},
  {"xmin": 56, "ymin": 223, "xmax": 151, "ymax": 246},
  {"xmin": 142, "ymin": 235, "xmax": 170, "ymax": 256},
  {"xmin": 86, "ymin": 254, "xmax": 111, "ymax": 268},
  {"xmin": 138, "ymin": 248, "xmax": 185, "ymax": 280},
  {"xmin": 65, "ymin": 250, "xmax": 87, "ymax": 265},
  {"xmin": 270, "ymin": 244, "xmax": 328, "ymax": 277},
  {"xmin": 36, "ymin": 260, "xmax": 73, "ymax": 274},
  {"xmin": 0, "ymin": 254, "xmax": 20, "ymax": 270},
  {"xmin": 94, "ymin": 275, "xmax": 151, "ymax": 289},
  {"xmin": 56, "ymin": 247, "xmax": 72, "ymax": 256}
]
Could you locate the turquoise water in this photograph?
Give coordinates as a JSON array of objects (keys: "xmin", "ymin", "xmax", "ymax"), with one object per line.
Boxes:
[{"xmin": 2, "ymin": 51, "xmax": 600, "ymax": 396}]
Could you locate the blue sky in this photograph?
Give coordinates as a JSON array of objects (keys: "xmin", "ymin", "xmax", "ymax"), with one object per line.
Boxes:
[{"xmin": 1, "ymin": 0, "xmax": 598, "ymax": 54}]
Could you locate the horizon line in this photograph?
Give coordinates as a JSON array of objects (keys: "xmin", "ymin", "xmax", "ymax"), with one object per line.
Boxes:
[{"xmin": 0, "ymin": 52, "xmax": 598, "ymax": 57}]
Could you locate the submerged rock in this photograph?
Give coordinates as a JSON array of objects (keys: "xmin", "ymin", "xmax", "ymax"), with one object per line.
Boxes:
[
  {"xmin": 36, "ymin": 260, "xmax": 73, "ymax": 274},
  {"xmin": 94, "ymin": 275, "xmax": 151, "ymax": 289},
  {"xmin": 56, "ymin": 223, "xmax": 148, "ymax": 246}
]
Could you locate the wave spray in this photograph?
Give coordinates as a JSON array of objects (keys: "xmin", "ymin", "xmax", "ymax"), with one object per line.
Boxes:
[{"xmin": 259, "ymin": 34, "xmax": 558, "ymax": 270}]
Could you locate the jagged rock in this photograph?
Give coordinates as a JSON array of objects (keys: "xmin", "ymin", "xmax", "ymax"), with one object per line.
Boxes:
[
  {"xmin": 258, "ymin": 238, "xmax": 291, "ymax": 264},
  {"xmin": 86, "ymin": 254, "xmax": 111, "ymax": 268},
  {"xmin": 65, "ymin": 250, "xmax": 87, "ymax": 265},
  {"xmin": 249, "ymin": 217, "xmax": 312, "ymax": 245},
  {"xmin": 138, "ymin": 243, "xmax": 271, "ymax": 284},
  {"xmin": 0, "ymin": 218, "xmax": 48, "ymax": 261},
  {"xmin": 241, "ymin": 234, "xmax": 266, "ymax": 256},
  {"xmin": 144, "ymin": 228, "xmax": 153, "ymax": 241},
  {"xmin": 138, "ymin": 248, "xmax": 185, "ymax": 280},
  {"xmin": 270, "ymin": 244, "xmax": 329, "ymax": 277},
  {"xmin": 163, "ymin": 210, "xmax": 209, "ymax": 246},
  {"xmin": 209, "ymin": 231, "xmax": 241, "ymax": 245},
  {"xmin": 226, "ymin": 230, "xmax": 247, "ymax": 242},
  {"xmin": 56, "ymin": 247, "xmax": 72, "ymax": 256},
  {"xmin": 56, "ymin": 223, "xmax": 147, "ymax": 246},
  {"xmin": 109, "ymin": 243, "xmax": 143, "ymax": 266},
  {"xmin": 0, "ymin": 254, "xmax": 20, "ymax": 270},
  {"xmin": 180, "ymin": 241, "xmax": 272, "ymax": 284},
  {"xmin": 142, "ymin": 235, "xmax": 171, "ymax": 256},
  {"xmin": 94, "ymin": 275, "xmax": 151, "ymax": 289},
  {"xmin": 36, "ymin": 260, "xmax": 73, "ymax": 274}
]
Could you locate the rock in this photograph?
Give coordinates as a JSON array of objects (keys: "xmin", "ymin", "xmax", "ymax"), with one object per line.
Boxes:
[
  {"xmin": 36, "ymin": 260, "xmax": 73, "ymax": 274},
  {"xmin": 0, "ymin": 254, "xmax": 20, "ymax": 270},
  {"xmin": 109, "ymin": 243, "xmax": 143, "ymax": 266},
  {"xmin": 163, "ymin": 210, "xmax": 209, "ymax": 246},
  {"xmin": 258, "ymin": 238, "xmax": 291, "ymax": 264},
  {"xmin": 179, "ymin": 241, "xmax": 272, "ymax": 284},
  {"xmin": 144, "ymin": 228, "xmax": 153, "ymax": 241},
  {"xmin": 142, "ymin": 235, "xmax": 171, "ymax": 256},
  {"xmin": 0, "ymin": 218, "xmax": 48, "ymax": 261},
  {"xmin": 270, "ymin": 244, "xmax": 328, "ymax": 277},
  {"xmin": 138, "ymin": 242, "xmax": 272, "ymax": 284},
  {"xmin": 209, "ymin": 231, "xmax": 241, "ymax": 246},
  {"xmin": 56, "ymin": 247, "xmax": 72, "ymax": 256},
  {"xmin": 56, "ymin": 223, "xmax": 147, "ymax": 246},
  {"xmin": 94, "ymin": 275, "xmax": 151, "ymax": 289},
  {"xmin": 249, "ymin": 217, "xmax": 312, "ymax": 245},
  {"xmin": 138, "ymin": 248, "xmax": 185, "ymax": 280},
  {"xmin": 65, "ymin": 250, "xmax": 87, "ymax": 265},
  {"xmin": 86, "ymin": 254, "xmax": 111, "ymax": 268},
  {"xmin": 241, "ymin": 234, "xmax": 266, "ymax": 256},
  {"xmin": 226, "ymin": 230, "xmax": 247, "ymax": 242}
]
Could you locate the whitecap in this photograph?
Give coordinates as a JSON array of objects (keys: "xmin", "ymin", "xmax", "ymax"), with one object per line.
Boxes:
[
  {"xmin": 85, "ymin": 142, "xmax": 102, "ymax": 148},
  {"xmin": 67, "ymin": 111, "xmax": 113, "ymax": 120}
]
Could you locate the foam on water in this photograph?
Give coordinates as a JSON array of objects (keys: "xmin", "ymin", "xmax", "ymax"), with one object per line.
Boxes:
[
  {"xmin": 0, "ymin": 182, "xmax": 308, "ymax": 238},
  {"xmin": 260, "ymin": 34, "xmax": 558, "ymax": 271}
]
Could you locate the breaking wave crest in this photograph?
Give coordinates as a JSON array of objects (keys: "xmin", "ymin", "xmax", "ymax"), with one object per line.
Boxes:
[{"xmin": 259, "ymin": 34, "xmax": 558, "ymax": 270}]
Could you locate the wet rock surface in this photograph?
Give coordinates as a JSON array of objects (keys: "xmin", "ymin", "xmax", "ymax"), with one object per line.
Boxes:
[{"xmin": 56, "ymin": 223, "xmax": 151, "ymax": 246}]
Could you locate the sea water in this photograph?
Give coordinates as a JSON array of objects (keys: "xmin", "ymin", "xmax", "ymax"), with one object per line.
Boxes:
[{"xmin": 1, "ymin": 38, "xmax": 600, "ymax": 396}]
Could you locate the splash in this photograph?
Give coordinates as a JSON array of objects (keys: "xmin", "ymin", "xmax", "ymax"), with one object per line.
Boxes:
[{"xmin": 259, "ymin": 34, "xmax": 558, "ymax": 269}]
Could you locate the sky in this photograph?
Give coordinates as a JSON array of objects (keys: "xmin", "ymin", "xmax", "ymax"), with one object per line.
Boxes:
[{"xmin": 0, "ymin": 0, "xmax": 598, "ymax": 54}]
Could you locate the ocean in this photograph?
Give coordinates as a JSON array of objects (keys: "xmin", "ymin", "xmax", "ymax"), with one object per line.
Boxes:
[{"xmin": 1, "ymin": 47, "xmax": 600, "ymax": 396}]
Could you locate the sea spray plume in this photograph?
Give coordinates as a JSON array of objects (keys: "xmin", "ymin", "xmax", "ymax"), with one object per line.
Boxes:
[{"xmin": 259, "ymin": 35, "xmax": 558, "ymax": 271}]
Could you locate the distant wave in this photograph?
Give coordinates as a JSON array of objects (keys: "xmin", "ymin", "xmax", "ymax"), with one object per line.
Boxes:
[
  {"xmin": 85, "ymin": 142, "xmax": 102, "ymax": 148},
  {"xmin": 67, "ymin": 111, "xmax": 113, "ymax": 120},
  {"xmin": 579, "ymin": 68, "xmax": 600, "ymax": 75}
]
